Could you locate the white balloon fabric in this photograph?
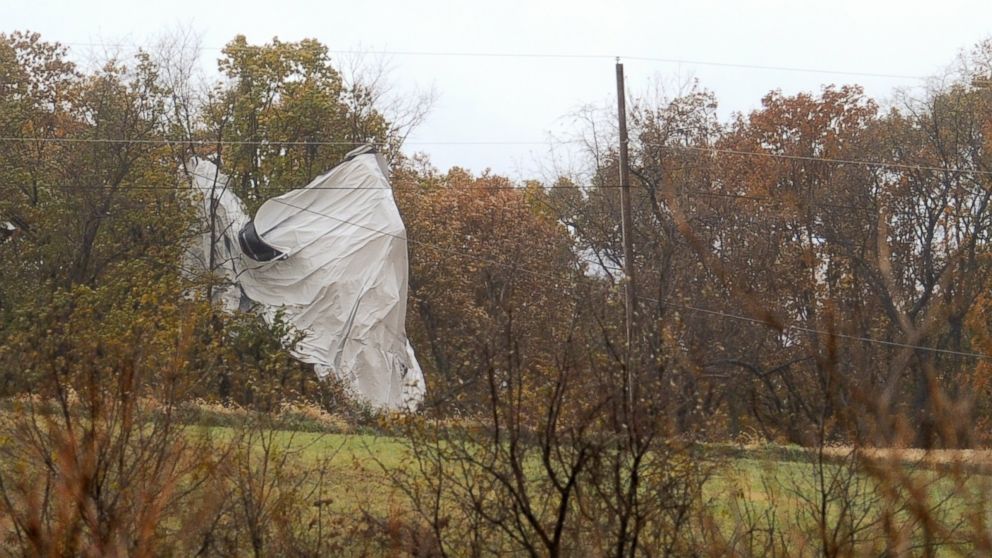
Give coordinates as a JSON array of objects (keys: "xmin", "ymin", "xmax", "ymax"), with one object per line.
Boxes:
[{"xmin": 186, "ymin": 146, "xmax": 425, "ymax": 410}]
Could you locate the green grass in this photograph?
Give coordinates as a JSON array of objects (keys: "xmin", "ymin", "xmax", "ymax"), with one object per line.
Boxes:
[
  {"xmin": 704, "ymin": 452, "xmax": 992, "ymax": 555},
  {"xmin": 199, "ymin": 426, "xmax": 412, "ymax": 515},
  {"xmin": 197, "ymin": 426, "xmax": 992, "ymax": 554},
  {"xmin": 202, "ymin": 426, "xmax": 408, "ymax": 467}
]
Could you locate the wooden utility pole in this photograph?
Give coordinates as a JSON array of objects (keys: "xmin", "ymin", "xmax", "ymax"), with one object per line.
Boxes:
[{"xmin": 616, "ymin": 60, "xmax": 636, "ymax": 404}]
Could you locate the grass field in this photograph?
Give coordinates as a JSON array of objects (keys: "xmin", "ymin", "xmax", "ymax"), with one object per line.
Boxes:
[
  {"xmin": 199, "ymin": 426, "xmax": 413, "ymax": 515},
  {"xmin": 234, "ymin": 432, "xmax": 992, "ymax": 555},
  {"xmin": 5, "ymin": 418, "xmax": 991, "ymax": 554},
  {"xmin": 208, "ymin": 426, "xmax": 992, "ymax": 554}
]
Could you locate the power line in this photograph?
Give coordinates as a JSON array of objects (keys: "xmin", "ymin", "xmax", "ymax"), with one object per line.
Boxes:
[
  {"xmin": 651, "ymin": 143, "xmax": 992, "ymax": 178},
  {"xmin": 61, "ymin": 41, "xmax": 928, "ymax": 81},
  {"xmin": 0, "ymin": 137, "xmax": 561, "ymax": 147},
  {"xmin": 684, "ymin": 190, "xmax": 872, "ymax": 212},
  {"xmin": 4, "ymin": 136, "xmax": 989, "ymax": 179},
  {"xmin": 0, "ymin": 179, "xmax": 883, "ymax": 209},
  {"xmin": 623, "ymin": 55, "xmax": 924, "ymax": 81},
  {"xmin": 0, "ymin": 178, "xmax": 934, "ymax": 216},
  {"xmin": 18, "ymin": 183, "xmax": 576, "ymax": 192},
  {"xmin": 4, "ymin": 182, "xmax": 884, "ymax": 218},
  {"xmin": 649, "ymin": 298, "xmax": 992, "ymax": 360}
]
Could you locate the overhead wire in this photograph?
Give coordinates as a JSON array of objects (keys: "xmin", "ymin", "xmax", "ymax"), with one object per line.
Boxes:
[
  {"xmin": 0, "ymin": 180, "xmax": 893, "ymax": 217},
  {"xmin": 6, "ymin": 138, "xmax": 979, "ymax": 218},
  {"xmin": 647, "ymin": 299, "xmax": 992, "ymax": 360},
  {"xmin": 649, "ymin": 143, "xmax": 992, "ymax": 177},
  {"xmin": 0, "ymin": 137, "xmax": 558, "ymax": 147},
  {"xmin": 2, "ymin": 136, "xmax": 989, "ymax": 179},
  {"xmin": 60, "ymin": 41, "xmax": 929, "ymax": 81}
]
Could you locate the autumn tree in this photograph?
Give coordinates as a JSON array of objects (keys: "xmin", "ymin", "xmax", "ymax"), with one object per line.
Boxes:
[
  {"xmin": 200, "ymin": 36, "xmax": 397, "ymax": 212},
  {"xmin": 391, "ymin": 159, "xmax": 580, "ymax": 410}
]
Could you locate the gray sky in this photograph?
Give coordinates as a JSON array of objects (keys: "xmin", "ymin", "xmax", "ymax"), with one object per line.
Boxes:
[{"xmin": 8, "ymin": 0, "xmax": 992, "ymax": 178}]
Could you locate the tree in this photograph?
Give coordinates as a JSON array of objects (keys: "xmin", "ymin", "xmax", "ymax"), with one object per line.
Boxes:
[
  {"xmin": 392, "ymin": 160, "xmax": 579, "ymax": 411},
  {"xmin": 203, "ymin": 36, "xmax": 394, "ymax": 211}
]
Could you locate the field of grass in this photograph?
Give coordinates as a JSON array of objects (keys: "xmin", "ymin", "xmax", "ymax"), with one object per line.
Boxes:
[
  {"xmin": 198, "ymin": 426, "xmax": 412, "ymax": 515},
  {"xmin": 213, "ymin": 426, "xmax": 992, "ymax": 554},
  {"xmin": 5, "ymin": 417, "xmax": 991, "ymax": 555},
  {"xmin": 207, "ymin": 426, "xmax": 992, "ymax": 503}
]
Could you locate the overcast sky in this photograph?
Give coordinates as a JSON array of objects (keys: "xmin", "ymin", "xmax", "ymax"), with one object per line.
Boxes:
[{"xmin": 8, "ymin": 0, "xmax": 992, "ymax": 178}]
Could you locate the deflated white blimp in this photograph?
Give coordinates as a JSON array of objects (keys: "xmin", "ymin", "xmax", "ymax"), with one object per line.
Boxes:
[{"xmin": 186, "ymin": 146, "xmax": 425, "ymax": 410}]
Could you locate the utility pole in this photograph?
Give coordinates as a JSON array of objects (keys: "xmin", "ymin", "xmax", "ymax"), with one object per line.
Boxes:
[{"xmin": 616, "ymin": 59, "xmax": 636, "ymax": 407}]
